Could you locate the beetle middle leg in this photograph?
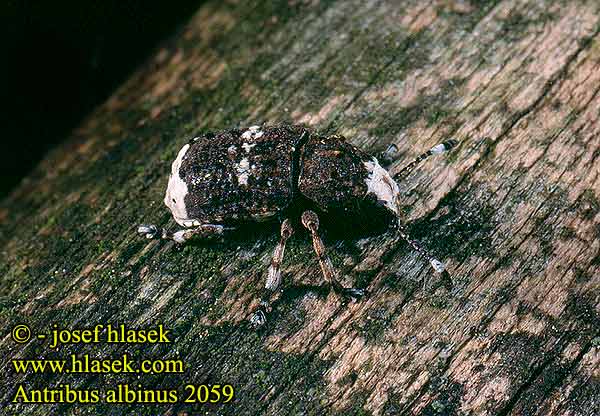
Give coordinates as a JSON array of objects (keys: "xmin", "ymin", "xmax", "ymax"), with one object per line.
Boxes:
[
  {"xmin": 301, "ymin": 210, "xmax": 364, "ymax": 299},
  {"xmin": 137, "ymin": 223, "xmax": 230, "ymax": 243},
  {"xmin": 249, "ymin": 219, "xmax": 294, "ymax": 328}
]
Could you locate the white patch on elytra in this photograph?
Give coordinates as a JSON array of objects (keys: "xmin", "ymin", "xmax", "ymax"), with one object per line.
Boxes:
[
  {"xmin": 242, "ymin": 142, "xmax": 256, "ymax": 152},
  {"xmin": 241, "ymin": 125, "xmax": 264, "ymax": 140},
  {"xmin": 164, "ymin": 143, "xmax": 191, "ymax": 226},
  {"xmin": 236, "ymin": 157, "xmax": 251, "ymax": 186},
  {"xmin": 364, "ymin": 158, "xmax": 400, "ymax": 214}
]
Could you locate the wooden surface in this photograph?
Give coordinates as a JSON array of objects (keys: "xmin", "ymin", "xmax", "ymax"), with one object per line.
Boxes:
[{"xmin": 1, "ymin": 1, "xmax": 599, "ymax": 415}]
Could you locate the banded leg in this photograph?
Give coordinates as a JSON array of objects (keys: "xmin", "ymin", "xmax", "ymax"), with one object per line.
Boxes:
[
  {"xmin": 250, "ymin": 219, "xmax": 294, "ymax": 327},
  {"xmin": 137, "ymin": 223, "xmax": 230, "ymax": 243},
  {"xmin": 301, "ymin": 210, "xmax": 364, "ymax": 299},
  {"xmin": 392, "ymin": 139, "xmax": 458, "ymax": 180}
]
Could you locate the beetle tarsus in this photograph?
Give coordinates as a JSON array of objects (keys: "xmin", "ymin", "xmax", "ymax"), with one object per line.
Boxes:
[
  {"xmin": 250, "ymin": 294, "xmax": 273, "ymax": 328},
  {"xmin": 249, "ymin": 308, "xmax": 267, "ymax": 328}
]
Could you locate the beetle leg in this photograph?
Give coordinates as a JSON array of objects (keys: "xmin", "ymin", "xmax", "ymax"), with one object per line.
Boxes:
[
  {"xmin": 266, "ymin": 219, "xmax": 294, "ymax": 293},
  {"xmin": 301, "ymin": 210, "xmax": 365, "ymax": 299},
  {"xmin": 391, "ymin": 139, "xmax": 458, "ymax": 180},
  {"xmin": 137, "ymin": 223, "xmax": 230, "ymax": 243},
  {"xmin": 249, "ymin": 219, "xmax": 294, "ymax": 328}
]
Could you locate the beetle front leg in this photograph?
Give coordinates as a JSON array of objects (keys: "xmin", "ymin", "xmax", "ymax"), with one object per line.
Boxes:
[
  {"xmin": 250, "ymin": 219, "xmax": 294, "ymax": 328},
  {"xmin": 301, "ymin": 210, "xmax": 365, "ymax": 300},
  {"xmin": 137, "ymin": 223, "xmax": 229, "ymax": 243}
]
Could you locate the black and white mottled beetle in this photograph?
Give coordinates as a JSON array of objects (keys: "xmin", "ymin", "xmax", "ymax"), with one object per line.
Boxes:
[{"xmin": 138, "ymin": 124, "xmax": 457, "ymax": 326}]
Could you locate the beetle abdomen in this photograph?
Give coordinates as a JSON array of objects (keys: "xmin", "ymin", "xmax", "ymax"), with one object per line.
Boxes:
[{"xmin": 167, "ymin": 125, "xmax": 306, "ymax": 225}]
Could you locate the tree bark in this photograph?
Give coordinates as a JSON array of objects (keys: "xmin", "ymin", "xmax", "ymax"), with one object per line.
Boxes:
[{"xmin": 2, "ymin": 1, "xmax": 599, "ymax": 415}]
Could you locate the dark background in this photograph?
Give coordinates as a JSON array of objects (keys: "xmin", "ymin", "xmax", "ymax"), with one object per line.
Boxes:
[{"xmin": 0, "ymin": 1, "xmax": 204, "ymax": 199}]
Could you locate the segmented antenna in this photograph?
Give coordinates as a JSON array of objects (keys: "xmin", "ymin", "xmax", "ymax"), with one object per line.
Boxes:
[{"xmin": 392, "ymin": 139, "xmax": 458, "ymax": 180}]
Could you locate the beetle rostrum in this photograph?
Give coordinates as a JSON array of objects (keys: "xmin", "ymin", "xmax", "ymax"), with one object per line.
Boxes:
[{"xmin": 138, "ymin": 124, "xmax": 458, "ymax": 327}]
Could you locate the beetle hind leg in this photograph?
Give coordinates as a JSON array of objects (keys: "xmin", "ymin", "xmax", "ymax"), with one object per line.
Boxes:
[
  {"xmin": 137, "ymin": 223, "xmax": 231, "ymax": 243},
  {"xmin": 249, "ymin": 219, "xmax": 294, "ymax": 328},
  {"xmin": 301, "ymin": 210, "xmax": 365, "ymax": 300}
]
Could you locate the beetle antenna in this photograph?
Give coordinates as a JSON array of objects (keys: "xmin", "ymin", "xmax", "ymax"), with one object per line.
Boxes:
[
  {"xmin": 392, "ymin": 139, "xmax": 458, "ymax": 180},
  {"xmin": 391, "ymin": 200, "xmax": 451, "ymax": 284},
  {"xmin": 394, "ymin": 220, "xmax": 446, "ymax": 272}
]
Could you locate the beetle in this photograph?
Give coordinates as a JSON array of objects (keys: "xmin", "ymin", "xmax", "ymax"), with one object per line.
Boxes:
[{"xmin": 138, "ymin": 124, "xmax": 457, "ymax": 327}]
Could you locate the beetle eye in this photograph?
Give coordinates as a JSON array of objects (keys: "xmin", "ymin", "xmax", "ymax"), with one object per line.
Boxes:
[{"xmin": 172, "ymin": 198, "xmax": 176, "ymax": 203}]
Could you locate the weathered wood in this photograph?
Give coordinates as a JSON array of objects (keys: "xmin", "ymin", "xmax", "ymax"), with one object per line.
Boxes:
[{"xmin": 1, "ymin": 1, "xmax": 599, "ymax": 415}]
